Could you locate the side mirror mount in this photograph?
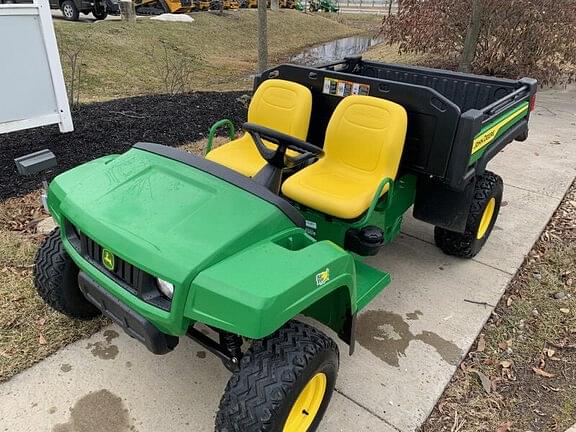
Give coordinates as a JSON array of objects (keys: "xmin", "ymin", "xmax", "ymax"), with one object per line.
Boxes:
[
  {"xmin": 14, "ymin": 149, "xmax": 57, "ymax": 213},
  {"xmin": 14, "ymin": 149, "xmax": 57, "ymax": 176}
]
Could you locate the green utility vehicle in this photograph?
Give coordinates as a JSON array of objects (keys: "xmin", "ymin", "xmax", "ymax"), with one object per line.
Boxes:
[{"xmin": 34, "ymin": 57, "xmax": 537, "ymax": 431}]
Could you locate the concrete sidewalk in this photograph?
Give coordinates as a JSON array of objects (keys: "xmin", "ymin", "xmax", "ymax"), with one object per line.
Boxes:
[{"xmin": 0, "ymin": 87, "xmax": 575, "ymax": 432}]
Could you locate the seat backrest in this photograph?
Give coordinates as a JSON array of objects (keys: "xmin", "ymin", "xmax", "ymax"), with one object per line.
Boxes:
[
  {"xmin": 248, "ymin": 79, "xmax": 312, "ymax": 140},
  {"xmin": 323, "ymin": 95, "xmax": 407, "ymax": 180}
]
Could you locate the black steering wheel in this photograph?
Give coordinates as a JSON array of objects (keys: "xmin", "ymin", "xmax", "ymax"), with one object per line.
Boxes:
[{"xmin": 243, "ymin": 122, "xmax": 324, "ymax": 169}]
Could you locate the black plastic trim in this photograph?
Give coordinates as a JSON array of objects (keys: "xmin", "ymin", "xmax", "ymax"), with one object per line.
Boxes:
[
  {"xmin": 133, "ymin": 142, "xmax": 305, "ymax": 228},
  {"xmin": 78, "ymin": 272, "xmax": 178, "ymax": 355}
]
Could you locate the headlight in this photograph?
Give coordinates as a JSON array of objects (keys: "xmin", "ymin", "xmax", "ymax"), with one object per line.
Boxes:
[{"xmin": 156, "ymin": 278, "xmax": 174, "ymax": 299}]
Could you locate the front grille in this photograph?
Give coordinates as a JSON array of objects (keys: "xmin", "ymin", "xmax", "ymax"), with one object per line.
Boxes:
[
  {"xmin": 65, "ymin": 221, "xmax": 172, "ymax": 311},
  {"xmin": 82, "ymin": 235, "xmax": 141, "ymax": 292}
]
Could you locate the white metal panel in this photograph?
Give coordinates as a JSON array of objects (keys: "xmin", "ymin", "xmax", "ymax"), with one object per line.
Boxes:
[{"xmin": 0, "ymin": 0, "xmax": 73, "ymax": 134}]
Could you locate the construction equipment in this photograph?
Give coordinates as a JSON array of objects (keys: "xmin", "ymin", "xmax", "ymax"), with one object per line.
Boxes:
[{"xmin": 134, "ymin": 0, "xmax": 194, "ymax": 15}]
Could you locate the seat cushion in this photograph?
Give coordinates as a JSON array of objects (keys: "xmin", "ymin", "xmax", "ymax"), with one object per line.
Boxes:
[
  {"xmin": 282, "ymin": 160, "xmax": 390, "ymax": 220},
  {"xmin": 205, "ymin": 134, "xmax": 265, "ymax": 177},
  {"xmin": 206, "ymin": 134, "xmax": 300, "ymax": 178}
]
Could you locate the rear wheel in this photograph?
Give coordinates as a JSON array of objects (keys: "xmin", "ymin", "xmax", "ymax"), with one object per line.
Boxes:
[
  {"xmin": 34, "ymin": 228, "xmax": 101, "ymax": 319},
  {"xmin": 434, "ymin": 171, "xmax": 503, "ymax": 258},
  {"xmin": 215, "ymin": 321, "xmax": 339, "ymax": 432},
  {"xmin": 61, "ymin": 0, "xmax": 80, "ymax": 20}
]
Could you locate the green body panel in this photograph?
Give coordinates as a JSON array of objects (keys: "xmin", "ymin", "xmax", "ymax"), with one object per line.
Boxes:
[
  {"xmin": 47, "ymin": 147, "xmax": 391, "ymax": 340},
  {"xmin": 47, "ymin": 145, "xmax": 417, "ymax": 341},
  {"xmin": 49, "ymin": 148, "xmax": 301, "ymax": 336},
  {"xmin": 186, "ymin": 232, "xmax": 357, "ymax": 339}
]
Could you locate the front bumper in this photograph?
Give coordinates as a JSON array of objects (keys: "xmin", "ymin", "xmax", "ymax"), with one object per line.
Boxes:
[{"xmin": 78, "ymin": 271, "xmax": 179, "ymax": 354}]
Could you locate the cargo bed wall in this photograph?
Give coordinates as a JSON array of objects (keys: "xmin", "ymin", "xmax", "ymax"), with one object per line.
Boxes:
[{"xmin": 360, "ymin": 61, "xmax": 519, "ymax": 112}]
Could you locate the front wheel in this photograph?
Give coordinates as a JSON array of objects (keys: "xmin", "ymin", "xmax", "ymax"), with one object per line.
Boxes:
[
  {"xmin": 434, "ymin": 171, "xmax": 503, "ymax": 258},
  {"xmin": 92, "ymin": 7, "xmax": 108, "ymax": 19},
  {"xmin": 61, "ymin": 0, "xmax": 80, "ymax": 20},
  {"xmin": 34, "ymin": 228, "xmax": 101, "ymax": 319},
  {"xmin": 215, "ymin": 321, "xmax": 339, "ymax": 432}
]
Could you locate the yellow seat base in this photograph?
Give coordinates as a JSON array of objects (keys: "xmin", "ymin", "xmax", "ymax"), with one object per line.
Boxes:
[
  {"xmin": 206, "ymin": 134, "xmax": 265, "ymax": 177},
  {"xmin": 282, "ymin": 161, "xmax": 390, "ymax": 220}
]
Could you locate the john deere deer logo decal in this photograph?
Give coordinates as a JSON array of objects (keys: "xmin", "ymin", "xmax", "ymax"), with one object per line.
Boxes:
[
  {"xmin": 102, "ymin": 249, "xmax": 115, "ymax": 271},
  {"xmin": 315, "ymin": 268, "xmax": 330, "ymax": 287}
]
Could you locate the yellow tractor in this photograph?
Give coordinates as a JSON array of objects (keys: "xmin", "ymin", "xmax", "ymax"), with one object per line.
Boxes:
[
  {"xmin": 135, "ymin": 0, "xmax": 194, "ymax": 14},
  {"xmin": 195, "ymin": 0, "xmax": 209, "ymax": 9}
]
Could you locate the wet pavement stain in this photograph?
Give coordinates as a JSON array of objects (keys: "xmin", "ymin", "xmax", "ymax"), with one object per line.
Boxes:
[
  {"xmin": 196, "ymin": 351, "xmax": 206, "ymax": 359},
  {"xmin": 52, "ymin": 389, "xmax": 133, "ymax": 432},
  {"xmin": 356, "ymin": 310, "xmax": 463, "ymax": 367},
  {"xmin": 86, "ymin": 330, "xmax": 120, "ymax": 360},
  {"xmin": 125, "ymin": 361, "xmax": 132, "ymax": 369},
  {"xmin": 48, "ymin": 407, "xmax": 57, "ymax": 414},
  {"xmin": 406, "ymin": 310, "xmax": 423, "ymax": 321},
  {"xmin": 104, "ymin": 330, "xmax": 119, "ymax": 344},
  {"xmin": 86, "ymin": 341, "xmax": 119, "ymax": 360},
  {"xmin": 60, "ymin": 364, "xmax": 72, "ymax": 373}
]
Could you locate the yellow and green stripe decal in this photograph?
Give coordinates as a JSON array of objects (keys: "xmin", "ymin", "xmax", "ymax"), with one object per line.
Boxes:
[{"xmin": 469, "ymin": 101, "xmax": 529, "ymax": 164}]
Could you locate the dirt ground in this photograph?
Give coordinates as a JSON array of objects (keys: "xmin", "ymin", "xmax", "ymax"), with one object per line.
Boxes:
[{"xmin": 420, "ymin": 182, "xmax": 576, "ymax": 432}]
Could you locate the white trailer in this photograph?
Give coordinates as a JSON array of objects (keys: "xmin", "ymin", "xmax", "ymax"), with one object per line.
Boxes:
[{"xmin": 0, "ymin": 0, "xmax": 73, "ymax": 135}]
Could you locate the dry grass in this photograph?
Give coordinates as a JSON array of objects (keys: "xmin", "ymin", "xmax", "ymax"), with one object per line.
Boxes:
[
  {"xmin": 363, "ymin": 42, "xmax": 430, "ymax": 65},
  {"xmin": 0, "ymin": 193, "xmax": 107, "ymax": 383},
  {"xmin": 421, "ymin": 182, "xmax": 576, "ymax": 432},
  {"xmin": 54, "ymin": 11, "xmax": 367, "ymax": 102}
]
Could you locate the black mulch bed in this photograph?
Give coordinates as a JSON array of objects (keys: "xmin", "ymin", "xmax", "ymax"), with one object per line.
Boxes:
[{"xmin": 0, "ymin": 91, "xmax": 249, "ymax": 200}]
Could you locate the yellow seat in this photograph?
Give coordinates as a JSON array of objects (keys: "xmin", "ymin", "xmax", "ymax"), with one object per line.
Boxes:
[
  {"xmin": 281, "ymin": 95, "xmax": 407, "ymax": 220},
  {"xmin": 206, "ymin": 79, "xmax": 312, "ymax": 177}
]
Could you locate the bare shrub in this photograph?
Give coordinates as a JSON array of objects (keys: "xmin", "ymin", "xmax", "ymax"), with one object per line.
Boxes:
[
  {"xmin": 382, "ymin": 0, "xmax": 576, "ymax": 85},
  {"xmin": 147, "ymin": 41, "xmax": 198, "ymax": 96}
]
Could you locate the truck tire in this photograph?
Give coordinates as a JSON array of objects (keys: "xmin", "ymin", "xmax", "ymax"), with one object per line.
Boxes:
[
  {"xmin": 215, "ymin": 321, "xmax": 339, "ymax": 432},
  {"xmin": 92, "ymin": 7, "xmax": 108, "ymax": 19},
  {"xmin": 34, "ymin": 228, "xmax": 101, "ymax": 319},
  {"xmin": 434, "ymin": 171, "xmax": 503, "ymax": 258},
  {"xmin": 61, "ymin": 0, "xmax": 80, "ymax": 20}
]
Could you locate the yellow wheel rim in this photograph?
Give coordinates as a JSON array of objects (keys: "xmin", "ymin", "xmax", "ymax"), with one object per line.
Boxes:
[
  {"xmin": 476, "ymin": 197, "xmax": 496, "ymax": 240},
  {"xmin": 283, "ymin": 373, "xmax": 327, "ymax": 432}
]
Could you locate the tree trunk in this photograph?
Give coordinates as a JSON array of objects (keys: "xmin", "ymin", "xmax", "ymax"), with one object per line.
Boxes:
[
  {"xmin": 119, "ymin": 0, "xmax": 136, "ymax": 22},
  {"xmin": 459, "ymin": 0, "xmax": 484, "ymax": 73},
  {"xmin": 257, "ymin": 0, "xmax": 268, "ymax": 72},
  {"xmin": 271, "ymin": 0, "xmax": 279, "ymax": 10}
]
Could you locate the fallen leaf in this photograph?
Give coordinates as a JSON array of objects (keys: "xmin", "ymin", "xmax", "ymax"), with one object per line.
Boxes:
[
  {"xmin": 38, "ymin": 334, "xmax": 47, "ymax": 345},
  {"xmin": 506, "ymin": 297, "xmax": 513, "ymax": 307},
  {"xmin": 533, "ymin": 367, "xmax": 555, "ymax": 378},
  {"xmin": 545, "ymin": 348, "xmax": 556, "ymax": 358},
  {"xmin": 560, "ymin": 308, "xmax": 570, "ymax": 314},
  {"xmin": 477, "ymin": 334, "xmax": 486, "ymax": 352},
  {"xmin": 500, "ymin": 360, "xmax": 512, "ymax": 368},
  {"xmin": 472, "ymin": 370, "xmax": 492, "ymax": 394},
  {"xmin": 496, "ymin": 420, "xmax": 513, "ymax": 432},
  {"xmin": 498, "ymin": 341, "xmax": 509, "ymax": 350}
]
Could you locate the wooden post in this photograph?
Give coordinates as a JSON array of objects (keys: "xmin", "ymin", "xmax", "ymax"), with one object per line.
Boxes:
[
  {"xmin": 119, "ymin": 0, "xmax": 136, "ymax": 21},
  {"xmin": 257, "ymin": 0, "xmax": 268, "ymax": 73}
]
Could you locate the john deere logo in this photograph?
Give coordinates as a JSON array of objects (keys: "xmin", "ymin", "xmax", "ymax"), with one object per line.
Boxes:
[
  {"xmin": 102, "ymin": 249, "xmax": 115, "ymax": 271},
  {"xmin": 315, "ymin": 268, "xmax": 330, "ymax": 287}
]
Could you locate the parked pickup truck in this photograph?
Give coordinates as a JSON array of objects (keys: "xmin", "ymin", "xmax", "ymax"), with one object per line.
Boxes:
[{"xmin": 49, "ymin": 0, "xmax": 108, "ymax": 20}]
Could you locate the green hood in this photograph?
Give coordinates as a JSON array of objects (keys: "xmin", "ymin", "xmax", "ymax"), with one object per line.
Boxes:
[{"xmin": 48, "ymin": 146, "xmax": 298, "ymax": 285}]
